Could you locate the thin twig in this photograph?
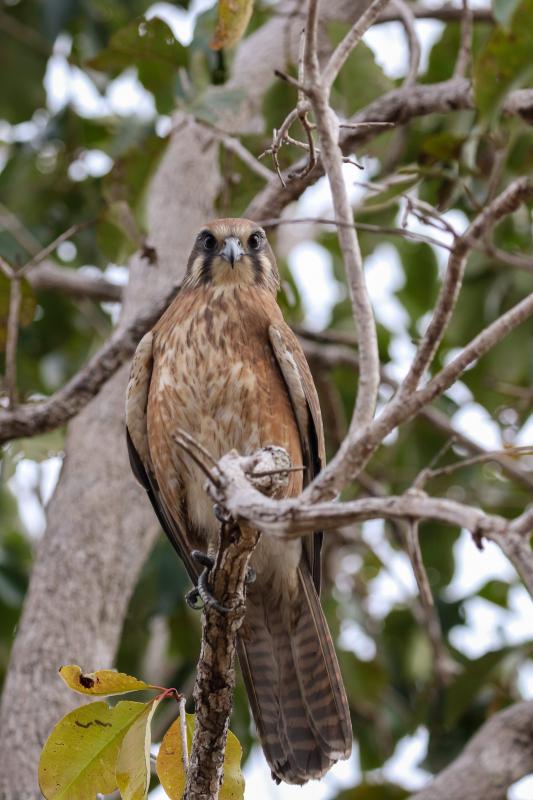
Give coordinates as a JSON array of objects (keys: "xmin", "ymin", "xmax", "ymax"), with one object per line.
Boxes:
[
  {"xmin": 322, "ymin": 0, "xmax": 393, "ymax": 92},
  {"xmin": 4, "ymin": 276, "xmax": 22, "ymax": 408},
  {"xmin": 179, "ymin": 696, "xmax": 189, "ymax": 774},
  {"xmin": 454, "ymin": 0, "xmax": 473, "ymax": 79},
  {"xmin": 419, "ymin": 445, "xmax": 533, "ymax": 483},
  {"xmin": 393, "ymin": 0, "xmax": 421, "ymax": 87},
  {"xmin": 19, "ymin": 220, "xmax": 94, "ymax": 276},
  {"xmin": 405, "ymin": 519, "xmax": 457, "ymax": 683},
  {"xmin": 398, "ymin": 178, "xmax": 533, "ymax": 396},
  {"xmin": 258, "ymin": 214, "xmax": 454, "ymax": 250},
  {"xmin": 218, "ymin": 132, "xmax": 276, "ymax": 182},
  {"xmin": 173, "ymin": 430, "xmax": 221, "ymax": 487}
]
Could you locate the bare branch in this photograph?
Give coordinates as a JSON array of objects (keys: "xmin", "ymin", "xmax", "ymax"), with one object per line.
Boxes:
[
  {"xmin": 0, "ymin": 284, "xmax": 179, "ymax": 445},
  {"xmin": 419, "ymin": 445, "xmax": 533, "ymax": 484},
  {"xmin": 4, "ymin": 276, "xmax": 22, "ymax": 408},
  {"xmin": 322, "ymin": 0, "xmax": 393, "ymax": 92},
  {"xmin": 393, "ymin": 0, "xmax": 421, "ymax": 87},
  {"xmin": 298, "ymin": 336, "xmax": 533, "ymax": 491},
  {"xmin": 405, "ymin": 519, "xmax": 457, "ymax": 683},
  {"xmin": 184, "ymin": 518, "xmax": 253, "ymax": 800},
  {"xmin": 246, "ymin": 80, "xmax": 533, "ymax": 222},
  {"xmin": 454, "ymin": 0, "xmax": 474, "ymax": 79},
  {"xmin": 217, "ymin": 131, "xmax": 276, "ymax": 182},
  {"xmin": 409, "ymin": 700, "xmax": 533, "ymax": 800},
  {"xmin": 399, "ymin": 178, "xmax": 533, "ymax": 396},
  {"xmin": 18, "ymin": 220, "xmax": 94, "ymax": 276},
  {"xmin": 211, "ymin": 449, "xmax": 510, "ymax": 541},
  {"xmin": 26, "ymin": 262, "xmax": 123, "ymax": 302},
  {"xmin": 258, "ymin": 214, "xmax": 454, "ymax": 250},
  {"xmin": 303, "ymin": 0, "xmax": 381, "ymax": 446},
  {"xmin": 512, "ymin": 507, "xmax": 533, "ymax": 537}
]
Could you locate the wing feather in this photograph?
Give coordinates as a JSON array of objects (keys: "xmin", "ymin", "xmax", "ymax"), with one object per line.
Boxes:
[
  {"xmin": 125, "ymin": 332, "xmax": 199, "ymax": 584},
  {"xmin": 268, "ymin": 324, "xmax": 325, "ymax": 593}
]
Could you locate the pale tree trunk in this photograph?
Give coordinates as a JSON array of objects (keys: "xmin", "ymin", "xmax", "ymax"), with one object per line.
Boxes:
[
  {"xmin": 0, "ymin": 123, "xmax": 220, "ymax": 798},
  {"xmin": 0, "ymin": 3, "xmax": 367, "ymax": 795}
]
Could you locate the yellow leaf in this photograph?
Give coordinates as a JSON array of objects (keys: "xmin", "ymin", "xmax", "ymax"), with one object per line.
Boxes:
[
  {"xmin": 59, "ymin": 664, "xmax": 151, "ymax": 696},
  {"xmin": 156, "ymin": 713, "xmax": 245, "ymax": 800},
  {"xmin": 39, "ymin": 700, "xmax": 147, "ymax": 800},
  {"xmin": 116, "ymin": 696, "xmax": 162, "ymax": 800},
  {"xmin": 210, "ymin": 0, "xmax": 253, "ymax": 50}
]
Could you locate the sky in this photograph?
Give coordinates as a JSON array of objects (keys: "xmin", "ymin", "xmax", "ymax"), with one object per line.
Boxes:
[{"xmin": 3, "ymin": 0, "xmax": 533, "ymax": 798}]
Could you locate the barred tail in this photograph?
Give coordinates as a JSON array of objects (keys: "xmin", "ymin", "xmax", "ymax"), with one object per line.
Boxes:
[{"xmin": 237, "ymin": 566, "xmax": 352, "ymax": 784}]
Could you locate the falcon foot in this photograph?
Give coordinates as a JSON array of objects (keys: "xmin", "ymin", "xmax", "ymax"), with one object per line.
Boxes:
[
  {"xmin": 214, "ymin": 504, "xmax": 232, "ymax": 524},
  {"xmin": 184, "ymin": 550, "xmax": 232, "ymax": 614}
]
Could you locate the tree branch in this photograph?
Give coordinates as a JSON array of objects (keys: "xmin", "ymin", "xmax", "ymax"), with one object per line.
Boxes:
[
  {"xmin": 409, "ymin": 700, "xmax": 533, "ymax": 800},
  {"xmin": 25, "ymin": 262, "xmax": 123, "ymax": 302},
  {"xmin": 184, "ymin": 448, "xmax": 292, "ymax": 799},
  {"xmin": 245, "ymin": 80, "xmax": 533, "ymax": 221},
  {"xmin": 399, "ymin": 178, "xmax": 533, "ymax": 395},
  {"xmin": 303, "ymin": 0, "xmax": 382, "ymax": 448},
  {"xmin": 0, "ymin": 284, "xmax": 178, "ymax": 444},
  {"xmin": 4, "ymin": 275, "xmax": 22, "ymax": 408}
]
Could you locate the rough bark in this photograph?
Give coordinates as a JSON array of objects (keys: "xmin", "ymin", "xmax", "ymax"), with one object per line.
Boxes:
[{"xmin": 410, "ymin": 701, "xmax": 533, "ymax": 800}]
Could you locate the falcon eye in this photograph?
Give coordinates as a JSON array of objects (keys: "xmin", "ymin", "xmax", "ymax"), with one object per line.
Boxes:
[
  {"xmin": 201, "ymin": 233, "xmax": 217, "ymax": 252},
  {"xmin": 248, "ymin": 232, "xmax": 263, "ymax": 251}
]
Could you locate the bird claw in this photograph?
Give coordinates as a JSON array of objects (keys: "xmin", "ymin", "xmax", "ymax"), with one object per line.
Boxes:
[
  {"xmin": 214, "ymin": 504, "xmax": 231, "ymax": 524},
  {"xmin": 198, "ymin": 569, "xmax": 232, "ymax": 614},
  {"xmin": 185, "ymin": 550, "xmax": 232, "ymax": 614},
  {"xmin": 185, "ymin": 587, "xmax": 204, "ymax": 610},
  {"xmin": 191, "ymin": 549, "xmax": 215, "ymax": 570}
]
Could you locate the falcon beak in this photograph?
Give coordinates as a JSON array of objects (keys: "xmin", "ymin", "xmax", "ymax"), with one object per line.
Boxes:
[{"xmin": 220, "ymin": 236, "xmax": 244, "ymax": 267}]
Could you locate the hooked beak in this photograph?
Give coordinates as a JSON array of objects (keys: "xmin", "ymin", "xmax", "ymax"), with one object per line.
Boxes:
[{"xmin": 220, "ymin": 236, "xmax": 244, "ymax": 267}]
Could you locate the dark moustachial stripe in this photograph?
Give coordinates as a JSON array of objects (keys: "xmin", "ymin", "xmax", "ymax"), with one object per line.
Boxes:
[
  {"xmin": 200, "ymin": 250, "xmax": 215, "ymax": 285},
  {"xmin": 250, "ymin": 252, "xmax": 264, "ymax": 284}
]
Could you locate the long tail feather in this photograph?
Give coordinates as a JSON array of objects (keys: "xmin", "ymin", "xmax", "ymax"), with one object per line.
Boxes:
[{"xmin": 237, "ymin": 567, "xmax": 352, "ymax": 784}]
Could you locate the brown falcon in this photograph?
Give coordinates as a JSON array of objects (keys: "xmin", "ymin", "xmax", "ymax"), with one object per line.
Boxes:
[{"xmin": 126, "ymin": 218, "xmax": 352, "ymax": 784}]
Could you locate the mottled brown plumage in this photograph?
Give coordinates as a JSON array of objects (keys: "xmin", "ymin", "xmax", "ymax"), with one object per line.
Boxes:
[{"xmin": 126, "ymin": 218, "xmax": 352, "ymax": 784}]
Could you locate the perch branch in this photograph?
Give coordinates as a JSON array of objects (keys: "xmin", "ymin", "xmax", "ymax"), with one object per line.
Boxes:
[{"xmin": 184, "ymin": 447, "xmax": 292, "ymax": 800}]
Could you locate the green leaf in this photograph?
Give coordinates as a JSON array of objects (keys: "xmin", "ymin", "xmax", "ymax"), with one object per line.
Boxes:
[
  {"xmin": 0, "ymin": 275, "xmax": 36, "ymax": 351},
  {"xmin": 477, "ymin": 579, "xmax": 511, "ymax": 608},
  {"xmin": 475, "ymin": 0, "xmax": 533, "ymax": 119},
  {"xmin": 87, "ymin": 16, "xmax": 187, "ymax": 113},
  {"xmin": 116, "ymin": 696, "xmax": 162, "ymax": 800},
  {"xmin": 211, "ymin": 0, "xmax": 254, "ymax": 50},
  {"xmin": 38, "ymin": 700, "xmax": 148, "ymax": 800},
  {"xmin": 156, "ymin": 713, "xmax": 245, "ymax": 800},
  {"xmin": 58, "ymin": 665, "xmax": 152, "ymax": 696}
]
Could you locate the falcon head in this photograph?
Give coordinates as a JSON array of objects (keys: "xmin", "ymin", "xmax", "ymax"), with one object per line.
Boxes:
[{"xmin": 183, "ymin": 218, "xmax": 280, "ymax": 293}]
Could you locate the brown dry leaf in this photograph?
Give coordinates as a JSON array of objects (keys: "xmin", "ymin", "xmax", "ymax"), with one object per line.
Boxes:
[
  {"xmin": 210, "ymin": 0, "xmax": 254, "ymax": 50},
  {"xmin": 58, "ymin": 664, "xmax": 151, "ymax": 696}
]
